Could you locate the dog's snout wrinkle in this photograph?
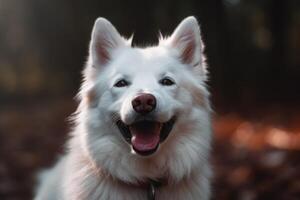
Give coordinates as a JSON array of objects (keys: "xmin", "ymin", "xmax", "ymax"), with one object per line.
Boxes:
[{"xmin": 132, "ymin": 93, "xmax": 156, "ymax": 114}]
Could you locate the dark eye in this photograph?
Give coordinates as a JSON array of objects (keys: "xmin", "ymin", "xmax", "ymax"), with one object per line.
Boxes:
[
  {"xmin": 114, "ymin": 79, "xmax": 129, "ymax": 87},
  {"xmin": 160, "ymin": 77, "xmax": 175, "ymax": 86}
]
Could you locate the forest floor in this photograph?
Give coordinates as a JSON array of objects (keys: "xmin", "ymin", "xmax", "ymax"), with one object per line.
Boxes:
[{"xmin": 0, "ymin": 98, "xmax": 299, "ymax": 200}]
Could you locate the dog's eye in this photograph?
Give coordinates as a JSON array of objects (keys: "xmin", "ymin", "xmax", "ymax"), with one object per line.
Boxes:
[
  {"xmin": 160, "ymin": 77, "xmax": 175, "ymax": 86},
  {"xmin": 114, "ymin": 79, "xmax": 129, "ymax": 87}
]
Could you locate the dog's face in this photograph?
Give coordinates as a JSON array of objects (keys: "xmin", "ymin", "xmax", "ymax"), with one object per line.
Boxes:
[
  {"xmin": 77, "ymin": 17, "xmax": 211, "ymax": 182},
  {"xmin": 107, "ymin": 48, "xmax": 181, "ymax": 155}
]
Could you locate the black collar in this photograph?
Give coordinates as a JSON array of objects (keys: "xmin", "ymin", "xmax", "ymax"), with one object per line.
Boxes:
[
  {"xmin": 125, "ymin": 178, "xmax": 166, "ymax": 200},
  {"xmin": 146, "ymin": 179, "xmax": 163, "ymax": 200}
]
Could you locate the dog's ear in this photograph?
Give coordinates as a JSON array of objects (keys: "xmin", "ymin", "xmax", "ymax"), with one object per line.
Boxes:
[
  {"xmin": 89, "ymin": 18, "xmax": 126, "ymax": 66},
  {"xmin": 167, "ymin": 16, "xmax": 205, "ymax": 67}
]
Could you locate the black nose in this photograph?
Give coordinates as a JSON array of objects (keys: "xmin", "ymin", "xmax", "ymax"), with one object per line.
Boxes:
[{"xmin": 132, "ymin": 93, "xmax": 156, "ymax": 114}]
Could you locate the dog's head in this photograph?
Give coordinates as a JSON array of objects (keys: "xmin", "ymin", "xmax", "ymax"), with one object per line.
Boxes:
[{"xmin": 75, "ymin": 17, "xmax": 211, "ymax": 182}]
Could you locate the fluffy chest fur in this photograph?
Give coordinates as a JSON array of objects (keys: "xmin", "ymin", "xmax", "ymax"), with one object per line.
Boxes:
[{"xmin": 61, "ymin": 144, "xmax": 212, "ymax": 200}]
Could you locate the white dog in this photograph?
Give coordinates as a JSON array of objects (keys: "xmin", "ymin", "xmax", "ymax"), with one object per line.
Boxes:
[{"xmin": 35, "ymin": 16, "xmax": 212, "ymax": 200}]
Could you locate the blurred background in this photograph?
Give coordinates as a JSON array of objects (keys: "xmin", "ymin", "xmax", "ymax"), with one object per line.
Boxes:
[{"xmin": 0, "ymin": 0, "xmax": 300, "ymax": 199}]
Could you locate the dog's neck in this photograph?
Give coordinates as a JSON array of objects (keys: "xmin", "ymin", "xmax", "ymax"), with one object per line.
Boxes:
[{"xmin": 81, "ymin": 150, "xmax": 167, "ymax": 200}]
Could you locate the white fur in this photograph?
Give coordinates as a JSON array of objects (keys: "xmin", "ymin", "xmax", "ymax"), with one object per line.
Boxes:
[{"xmin": 35, "ymin": 16, "xmax": 213, "ymax": 200}]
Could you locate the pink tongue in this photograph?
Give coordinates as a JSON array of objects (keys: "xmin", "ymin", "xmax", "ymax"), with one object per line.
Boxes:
[{"xmin": 130, "ymin": 122, "xmax": 161, "ymax": 152}]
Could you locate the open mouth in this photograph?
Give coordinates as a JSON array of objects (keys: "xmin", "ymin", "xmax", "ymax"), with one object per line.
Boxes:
[{"xmin": 116, "ymin": 117, "xmax": 176, "ymax": 156}]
